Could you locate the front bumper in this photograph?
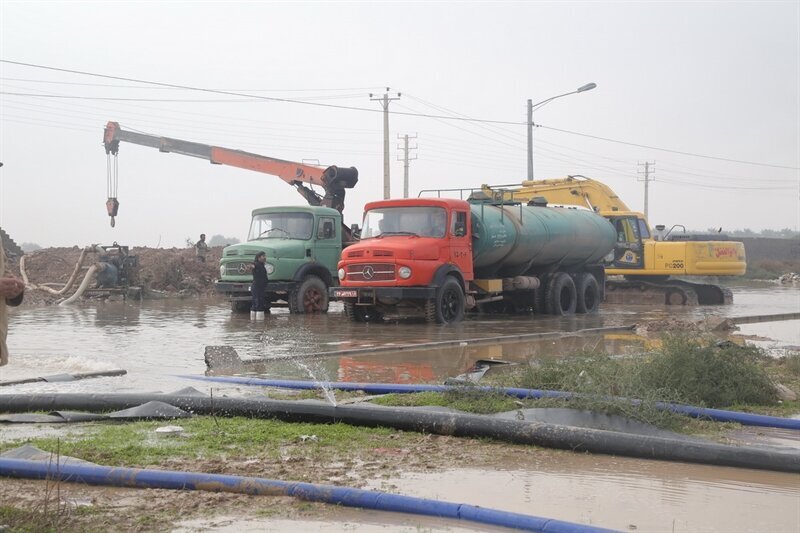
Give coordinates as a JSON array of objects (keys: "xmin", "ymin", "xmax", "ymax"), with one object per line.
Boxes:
[
  {"xmin": 329, "ymin": 286, "xmax": 436, "ymax": 302},
  {"xmin": 215, "ymin": 280, "xmax": 296, "ymax": 299}
]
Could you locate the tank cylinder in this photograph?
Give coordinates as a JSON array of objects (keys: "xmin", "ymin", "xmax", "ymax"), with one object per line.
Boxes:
[{"xmin": 470, "ymin": 203, "xmax": 616, "ymax": 278}]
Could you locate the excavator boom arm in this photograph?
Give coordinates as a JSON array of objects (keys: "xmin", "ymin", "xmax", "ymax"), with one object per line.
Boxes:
[{"xmin": 484, "ymin": 175, "xmax": 631, "ymax": 213}]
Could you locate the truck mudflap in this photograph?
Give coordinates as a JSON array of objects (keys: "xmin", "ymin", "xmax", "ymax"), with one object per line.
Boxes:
[{"xmin": 330, "ymin": 286, "xmax": 436, "ymax": 302}]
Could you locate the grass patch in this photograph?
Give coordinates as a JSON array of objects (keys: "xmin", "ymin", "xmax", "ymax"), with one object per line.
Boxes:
[
  {"xmin": 371, "ymin": 389, "xmax": 519, "ymax": 414},
  {"xmin": 0, "ymin": 417, "xmax": 408, "ymax": 469},
  {"xmin": 515, "ymin": 334, "xmax": 779, "ymax": 408},
  {"xmin": 375, "ymin": 334, "xmax": 791, "ymax": 433},
  {"xmin": 784, "ymin": 352, "xmax": 800, "ymax": 377}
]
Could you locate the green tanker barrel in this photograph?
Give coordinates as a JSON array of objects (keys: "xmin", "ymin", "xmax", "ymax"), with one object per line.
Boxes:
[{"xmin": 470, "ymin": 203, "xmax": 616, "ymax": 279}]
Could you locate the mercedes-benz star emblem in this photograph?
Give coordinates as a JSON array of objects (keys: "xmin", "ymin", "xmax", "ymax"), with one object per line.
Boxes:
[
  {"xmin": 238, "ymin": 263, "xmax": 249, "ymax": 274},
  {"xmin": 362, "ymin": 265, "xmax": 374, "ymax": 280}
]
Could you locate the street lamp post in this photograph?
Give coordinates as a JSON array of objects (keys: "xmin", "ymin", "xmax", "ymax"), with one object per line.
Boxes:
[{"xmin": 527, "ymin": 82, "xmax": 596, "ymax": 181}]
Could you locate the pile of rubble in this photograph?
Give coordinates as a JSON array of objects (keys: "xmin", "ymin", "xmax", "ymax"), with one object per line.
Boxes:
[
  {"xmin": 634, "ymin": 316, "xmax": 738, "ymax": 336},
  {"xmin": 9, "ymin": 246, "xmax": 223, "ymax": 305}
]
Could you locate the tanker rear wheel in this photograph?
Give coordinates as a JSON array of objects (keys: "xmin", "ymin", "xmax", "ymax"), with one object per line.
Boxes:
[
  {"xmin": 426, "ymin": 277, "xmax": 465, "ymax": 325},
  {"xmin": 575, "ymin": 273, "xmax": 600, "ymax": 314},
  {"xmin": 545, "ymin": 273, "xmax": 577, "ymax": 316}
]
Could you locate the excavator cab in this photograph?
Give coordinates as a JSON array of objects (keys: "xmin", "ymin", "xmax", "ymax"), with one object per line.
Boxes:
[{"xmin": 608, "ymin": 216, "xmax": 645, "ymax": 269}]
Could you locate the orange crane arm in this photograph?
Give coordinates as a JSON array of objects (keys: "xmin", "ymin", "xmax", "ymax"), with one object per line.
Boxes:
[{"xmin": 102, "ymin": 121, "xmax": 358, "ymax": 213}]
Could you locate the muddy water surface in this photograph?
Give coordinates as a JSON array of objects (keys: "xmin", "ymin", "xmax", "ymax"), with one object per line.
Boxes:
[{"xmin": 1, "ymin": 281, "xmax": 799, "ymax": 531}]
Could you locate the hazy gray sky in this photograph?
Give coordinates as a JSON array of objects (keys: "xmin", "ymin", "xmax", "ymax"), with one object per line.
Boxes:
[{"xmin": 1, "ymin": 1, "xmax": 798, "ymax": 248}]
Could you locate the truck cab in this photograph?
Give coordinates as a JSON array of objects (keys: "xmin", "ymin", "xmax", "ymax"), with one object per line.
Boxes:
[
  {"xmin": 331, "ymin": 198, "xmax": 472, "ymax": 323},
  {"xmin": 215, "ymin": 205, "xmax": 342, "ymax": 313},
  {"xmin": 332, "ymin": 195, "xmax": 615, "ymax": 325}
]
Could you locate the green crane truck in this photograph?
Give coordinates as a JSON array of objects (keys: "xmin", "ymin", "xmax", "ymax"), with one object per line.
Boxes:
[
  {"xmin": 215, "ymin": 205, "xmax": 346, "ymax": 313},
  {"xmin": 102, "ymin": 122, "xmax": 359, "ymax": 314}
]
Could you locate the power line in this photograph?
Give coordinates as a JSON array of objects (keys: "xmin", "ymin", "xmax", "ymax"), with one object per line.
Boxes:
[
  {"xmin": 2, "ymin": 59, "xmax": 798, "ymax": 170},
  {"xmin": 0, "ymin": 90, "xmax": 371, "ymax": 103},
  {"xmin": 539, "ymin": 125, "xmax": 799, "ymax": 170},
  {"xmin": 0, "ymin": 60, "xmax": 523, "ymax": 125}
]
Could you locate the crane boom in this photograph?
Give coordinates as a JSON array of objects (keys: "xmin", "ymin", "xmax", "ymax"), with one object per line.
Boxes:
[{"xmin": 102, "ymin": 121, "xmax": 358, "ymax": 214}]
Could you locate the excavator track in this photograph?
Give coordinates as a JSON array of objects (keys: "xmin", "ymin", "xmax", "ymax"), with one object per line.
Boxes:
[{"xmin": 604, "ymin": 278, "xmax": 732, "ymax": 306}]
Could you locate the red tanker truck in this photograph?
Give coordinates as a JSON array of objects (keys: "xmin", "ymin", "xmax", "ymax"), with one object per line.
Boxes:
[{"xmin": 330, "ymin": 193, "xmax": 617, "ymax": 324}]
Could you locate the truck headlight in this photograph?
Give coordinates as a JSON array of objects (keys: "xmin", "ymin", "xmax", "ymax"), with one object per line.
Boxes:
[
  {"xmin": 219, "ymin": 265, "xmax": 226, "ymax": 277},
  {"xmin": 266, "ymin": 263, "xmax": 275, "ymax": 275},
  {"xmin": 398, "ymin": 266, "xmax": 412, "ymax": 279},
  {"xmin": 338, "ymin": 268, "xmax": 346, "ymax": 280}
]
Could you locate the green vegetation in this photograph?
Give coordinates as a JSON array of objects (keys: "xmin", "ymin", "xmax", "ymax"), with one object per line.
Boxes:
[
  {"xmin": 0, "ymin": 417, "xmax": 406, "ymax": 468},
  {"xmin": 371, "ymin": 389, "xmax": 519, "ymax": 414},
  {"xmin": 374, "ymin": 334, "xmax": 794, "ymax": 432},
  {"xmin": 513, "ymin": 334, "xmax": 778, "ymax": 407}
]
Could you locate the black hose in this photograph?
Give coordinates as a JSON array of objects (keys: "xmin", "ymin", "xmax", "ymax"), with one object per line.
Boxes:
[{"xmin": 1, "ymin": 393, "xmax": 797, "ymax": 473}]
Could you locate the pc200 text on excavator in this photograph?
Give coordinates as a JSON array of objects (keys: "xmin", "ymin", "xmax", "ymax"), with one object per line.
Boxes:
[
  {"xmin": 481, "ymin": 176, "xmax": 746, "ymax": 305},
  {"xmin": 102, "ymin": 121, "xmax": 359, "ymax": 313}
]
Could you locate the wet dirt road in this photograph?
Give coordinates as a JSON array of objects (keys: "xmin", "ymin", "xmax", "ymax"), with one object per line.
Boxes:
[{"xmin": 1, "ymin": 280, "xmax": 799, "ymax": 531}]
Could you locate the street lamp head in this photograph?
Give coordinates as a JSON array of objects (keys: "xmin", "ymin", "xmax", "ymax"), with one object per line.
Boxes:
[{"xmin": 577, "ymin": 82, "xmax": 597, "ymax": 93}]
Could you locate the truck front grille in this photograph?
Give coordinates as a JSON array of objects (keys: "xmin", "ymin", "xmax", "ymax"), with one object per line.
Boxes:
[
  {"xmin": 346, "ymin": 263, "xmax": 395, "ymax": 282},
  {"xmin": 226, "ymin": 262, "xmax": 254, "ymax": 275}
]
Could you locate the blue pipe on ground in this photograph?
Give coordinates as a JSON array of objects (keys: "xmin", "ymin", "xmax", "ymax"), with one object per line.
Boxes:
[
  {"xmin": 0, "ymin": 458, "xmax": 616, "ymax": 533},
  {"xmin": 181, "ymin": 375, "xmax": 800, "ymax": 431}
]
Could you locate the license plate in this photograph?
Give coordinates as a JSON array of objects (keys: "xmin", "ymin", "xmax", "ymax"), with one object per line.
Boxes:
[{"xmin": 333, "ymin": 289, "xmax": 358, "ymax": 298}]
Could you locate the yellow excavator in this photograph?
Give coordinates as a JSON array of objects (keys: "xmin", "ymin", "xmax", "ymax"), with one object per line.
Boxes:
[{"xmin": 482, "ymin": 175, "xmax": 746, "ymax": 305}]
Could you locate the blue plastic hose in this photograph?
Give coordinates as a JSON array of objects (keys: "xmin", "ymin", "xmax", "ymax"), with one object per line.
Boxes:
[
  {"xmin": 0, "ymin": 458, "xmax": 617, "ymax": 533},
  {"xmin": 180, "ymin": 375, "xmax": 800, "ymax": 431}
]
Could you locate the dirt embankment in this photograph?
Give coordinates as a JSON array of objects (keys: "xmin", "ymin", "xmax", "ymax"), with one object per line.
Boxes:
[{"xmin": 7, "ymin": 246, "xmax": 224, "ymax": 306}]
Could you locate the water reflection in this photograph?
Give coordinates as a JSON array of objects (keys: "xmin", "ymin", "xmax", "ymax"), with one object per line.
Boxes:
[
  {"xmin": 1, "ymin": 283, "xmax": 798, "ymax": 395},
  {"xmin": 363, "ymin": 453, "xmax": 800, "ymax": 532}
]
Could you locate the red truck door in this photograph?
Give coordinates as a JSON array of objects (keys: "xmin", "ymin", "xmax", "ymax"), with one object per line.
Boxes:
[{"xmin": 450, "ymin": 210, "xmax": 473, "ymax": 280}]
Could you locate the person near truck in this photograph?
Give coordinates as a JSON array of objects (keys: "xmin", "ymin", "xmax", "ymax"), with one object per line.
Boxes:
[
  {"xmin": 0, "ymin": 246, "xmax": 25, "ymax": 366},
  {"xmin": 195, "ymin": 233, "xmax": 209, "ymax": 262},
  {"xmin": 251, "ymin": 251, "xmax": 268, "ymax": 319}
]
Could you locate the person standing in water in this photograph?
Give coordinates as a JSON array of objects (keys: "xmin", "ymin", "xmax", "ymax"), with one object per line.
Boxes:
[{"xmin": 251, "ymin": 251, "xmax": 268, "ymax": 319}]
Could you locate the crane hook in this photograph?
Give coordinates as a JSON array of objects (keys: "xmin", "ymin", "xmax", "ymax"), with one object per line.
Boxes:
[{"xmin": 106, "ymin": 197, "xmax": 119, "ymax": 228}]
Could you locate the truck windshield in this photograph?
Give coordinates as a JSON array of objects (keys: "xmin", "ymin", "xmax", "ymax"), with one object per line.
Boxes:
[
  {"xmin": 248, "ymin": 212, "xmax": 314, "ymax": 241},
  {"xmin": 362, "ymin": 206, "xmax": 447, "ymax": 239}
]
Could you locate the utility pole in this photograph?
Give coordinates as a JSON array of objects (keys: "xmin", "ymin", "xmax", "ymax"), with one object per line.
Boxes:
[
  {"xmin": 397, "ymin": 133, "xmax": 418, "ymax": 198},
  {"xmin": 638, "ymin": 161, "xmax": 656, "ymax": 220},
  {"xmin": 370, "ymin": 88, "xmax": 401, "ymax": 199},
  {"xmin": 527, "ymin": 99, "xmax": 534, "ymax": 180}
]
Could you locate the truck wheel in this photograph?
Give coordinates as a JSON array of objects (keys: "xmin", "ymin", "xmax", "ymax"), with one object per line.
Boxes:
[
  {"xmin": 343, "ymin": 302, "xmax": 382, "ymax": 323},
  {"xmin": 545, "ymin": 273, "xmax": 576, "ymax": 316},
  {"xmin": 575, "ymin": 273, "xmax": 600, "ymax": 314},
  {"xmin": 426, "ymin": 277, "xmax": 465, "ymax": 324},
  {"xmin": 289, "ymin": 275, "xmax": 329, "ymax": 314},
  {"xmin": 231, "ymin": 301, "xmax": 251, "ymax": 313}
]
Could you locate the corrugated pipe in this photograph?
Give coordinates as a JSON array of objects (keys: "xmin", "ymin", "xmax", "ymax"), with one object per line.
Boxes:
[
  {"xmin": 0, "ymin": 457, "xmax": 616, "ymax": 533},
  {"xmin": 180, "ymin": 375, "xmax": 800, "ymax": 431},
  {"xmin": 0, "ymin": 393, "xmax": 797, "ymax": 473},
  {"xmin": 58, "ymin": 264, "xmax": 99, "ymax": 305}
]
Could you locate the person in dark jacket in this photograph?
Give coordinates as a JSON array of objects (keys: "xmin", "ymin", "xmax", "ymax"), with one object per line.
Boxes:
[{"xmin": 251, "ymin": 251, "xmax": 268, "ymax": 319}]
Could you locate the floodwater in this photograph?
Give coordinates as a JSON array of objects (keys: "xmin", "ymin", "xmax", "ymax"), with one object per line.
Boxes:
[{"xmin": 1, "ymin": 280, "xmax": 799, "ymax": 531}]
